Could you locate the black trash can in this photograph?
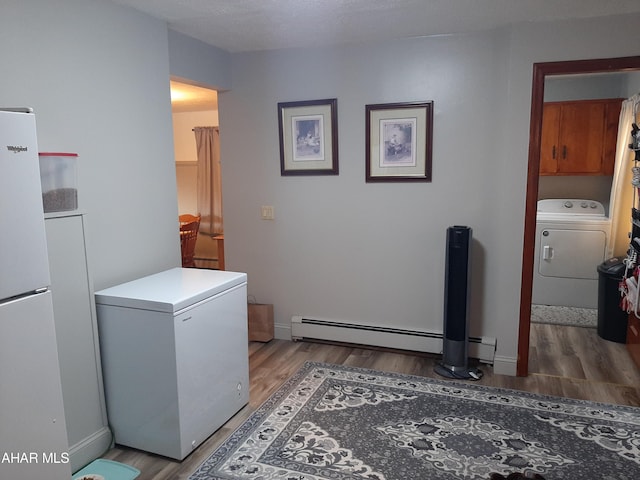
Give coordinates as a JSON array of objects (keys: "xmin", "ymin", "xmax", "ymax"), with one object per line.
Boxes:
[{"xmin": 597, "ymin": 257, "xmax": 628, "ymax": 343}]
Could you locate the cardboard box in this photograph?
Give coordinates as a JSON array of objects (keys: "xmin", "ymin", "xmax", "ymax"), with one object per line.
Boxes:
[{"xmin": 248, "ymin": 303, "xmax": 274, "ymax": 342}]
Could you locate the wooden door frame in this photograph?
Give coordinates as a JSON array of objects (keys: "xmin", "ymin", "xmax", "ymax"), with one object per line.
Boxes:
[{"xmin": 517, "ymin": 56, "xmax": 640, "ymax": 376}]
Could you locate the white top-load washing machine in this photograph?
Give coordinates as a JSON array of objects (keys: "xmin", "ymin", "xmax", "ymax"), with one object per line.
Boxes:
[{"xmin": 532, "ymin": 199, "xmax": 611, "ymax": 309}]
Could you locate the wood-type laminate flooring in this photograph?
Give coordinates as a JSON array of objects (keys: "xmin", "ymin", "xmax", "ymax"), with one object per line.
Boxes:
[{"xmin": 102, "ymin": 323, "xmax": 640, "ymax": 480}]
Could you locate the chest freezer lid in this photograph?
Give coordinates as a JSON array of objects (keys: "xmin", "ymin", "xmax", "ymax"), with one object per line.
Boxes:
[{"xmin": 95, "ymin": 267, "xmax": 247, "ymax": 313}]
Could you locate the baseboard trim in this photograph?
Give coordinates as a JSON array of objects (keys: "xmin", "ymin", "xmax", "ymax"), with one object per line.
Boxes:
[
  {"xmin": 274, "ymin": 321, "xmax": 291, "ymax": 340},
  {"xmin": 492, "ymin": 355, "xmax": 517, "ymax": 376},
  {"xmin": 69, "ymin": 426, "xmax": 112, "ymax": 473}
]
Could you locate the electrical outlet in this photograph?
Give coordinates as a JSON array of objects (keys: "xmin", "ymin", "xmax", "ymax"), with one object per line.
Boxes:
[{"xmin": 261, "ymin": 205, "xmax": 275, "ymax": 220}]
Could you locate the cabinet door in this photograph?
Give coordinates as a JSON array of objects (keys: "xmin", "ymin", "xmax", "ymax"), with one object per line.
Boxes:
[
  {"xmin": 557, "ymin": 101, "xmax": 606, "ymax": 174},
  {"xmin": 540, "ymin": 104, "xmax": 560, "ymax": 174},
  {"xmin": 45, "ymin": 214, "xmax": 110, "ymax": 471},
  {"xmin": 539, "ymin": 99, "xmax": 623, "ymax": 176}
]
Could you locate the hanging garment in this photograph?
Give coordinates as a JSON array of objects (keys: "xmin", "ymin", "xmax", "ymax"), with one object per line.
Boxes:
[{"xmin": 607, "ymin": 93, "xmax": 640, "ymax": 258}]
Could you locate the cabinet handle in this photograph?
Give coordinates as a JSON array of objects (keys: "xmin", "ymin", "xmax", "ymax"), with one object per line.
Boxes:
[
  {"xmin": 632, "ymin": 324, "xmax": 638, "ymax": 336},
  {"xmin": 552, "ymin": 146, "xmax": 556, "ymax": 159},
  {"xmin": 562, "ymin": 145, "xmax": 567, "ymax": 159}
]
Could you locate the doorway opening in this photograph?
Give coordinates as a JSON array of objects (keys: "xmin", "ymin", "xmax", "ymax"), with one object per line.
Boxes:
[
  {"xmin": 170, "ymin": 79, "xmax": 224, "ymax": 269},
  {"xmin": 518, "ymin": 56, "xmax": 640, "ymax": 377}
]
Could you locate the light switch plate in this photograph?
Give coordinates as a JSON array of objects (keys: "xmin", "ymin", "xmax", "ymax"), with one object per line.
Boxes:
[{"xmin": 261, "ymin": 205, "xmax": 275, "ymax": 220}]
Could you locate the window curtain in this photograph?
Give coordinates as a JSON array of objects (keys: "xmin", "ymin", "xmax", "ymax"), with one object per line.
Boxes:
[
  {"xmin": 194, "ymin": 126, "xmax": 223, "ymax": 235},
  {"xmin": 608, "ymin": 94, "xmax": 640, "ymax": 258}
]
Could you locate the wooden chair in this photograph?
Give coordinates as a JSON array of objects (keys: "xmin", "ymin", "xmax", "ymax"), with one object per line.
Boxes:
[
  {"xmin": 179, "ymin": 213, "xmax": 201, "ymax": 226},
  {"xmin": 179, "ymin": 214, "xmax": 201, "ymax": 268}
]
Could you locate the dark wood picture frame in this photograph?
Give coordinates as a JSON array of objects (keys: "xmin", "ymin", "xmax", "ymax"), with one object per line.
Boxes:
[
  {"xmin": 278, "ymin": 98, "xmax": 339, "ymax": 176},
  {"xmin": 365, "ymin": 101, "xmax": 433, "ymax": 182}
]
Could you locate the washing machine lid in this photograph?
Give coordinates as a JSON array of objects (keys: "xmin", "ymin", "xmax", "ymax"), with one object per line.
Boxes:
[{"xmin": 537, "ymin": 199, "xmax": 606, "ymax": 219}]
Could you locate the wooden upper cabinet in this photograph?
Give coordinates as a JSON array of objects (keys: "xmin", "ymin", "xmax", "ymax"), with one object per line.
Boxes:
[
  {"xmin": 540, "ymin": 104, "xmax": 561, "ymax": 174},
  {"xmin": 539, "ymin": 98, "xmax": 623, "ymax": 175}
]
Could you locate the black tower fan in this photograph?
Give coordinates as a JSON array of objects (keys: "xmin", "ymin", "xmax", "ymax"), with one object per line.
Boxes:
[{"xmin": 434, "ymin": 226, "xmax": 483, "ymax": 380}]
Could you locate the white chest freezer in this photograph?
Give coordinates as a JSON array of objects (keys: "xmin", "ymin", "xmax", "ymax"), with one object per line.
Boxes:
[{"xmin": 95, "ymin": 268, "xmax": 249, "ymax": 460}]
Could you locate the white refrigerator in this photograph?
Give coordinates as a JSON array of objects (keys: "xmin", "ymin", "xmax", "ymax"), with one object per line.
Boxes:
[{"xmin": 0, "ymin": 109, "xmax": 71, "ymax": 479}]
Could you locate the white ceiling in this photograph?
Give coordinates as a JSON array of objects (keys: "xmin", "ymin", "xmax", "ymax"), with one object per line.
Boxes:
[{"xmin": 113, "ymin": 0, "xmax": 640, "ymax": 53}]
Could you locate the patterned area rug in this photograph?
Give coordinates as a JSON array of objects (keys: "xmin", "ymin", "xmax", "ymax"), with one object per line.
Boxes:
[
  {"xmin": 530, "ymin": 304, "xmax": 598, "ymax": 328},
  {"xmin": 189, "ymin": 362, "xmax": 640, "ymax": 480}
]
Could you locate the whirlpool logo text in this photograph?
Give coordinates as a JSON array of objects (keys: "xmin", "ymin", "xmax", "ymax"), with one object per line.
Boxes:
[{"xmin": 6, "ymin": 145, "xmax": 28, "ymax": 153}]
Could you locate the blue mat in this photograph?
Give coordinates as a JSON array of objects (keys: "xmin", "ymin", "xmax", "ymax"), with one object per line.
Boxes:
[{"xmin": 73, "ymin": 459, "xmax": 140, "ymax": 480}]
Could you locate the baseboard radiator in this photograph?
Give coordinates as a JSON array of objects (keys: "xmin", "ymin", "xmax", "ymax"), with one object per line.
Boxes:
[{"xmin": 291, "ymin": 316, "xmax": 496, "ymax": 364}]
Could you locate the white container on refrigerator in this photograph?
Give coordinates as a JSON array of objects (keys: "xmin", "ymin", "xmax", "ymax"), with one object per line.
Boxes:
[
  {"xmin": 95, "ymin": 267, "xmax": 249, "ymax": 460},
  {"xmin": 0, "ymin": 108, "xmax": 71, "ymax": 480}
]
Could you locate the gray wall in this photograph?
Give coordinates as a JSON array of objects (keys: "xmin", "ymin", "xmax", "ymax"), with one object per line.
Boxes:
[
  {"xmin": 544, "ymin": 73, "xmax": 626, "ymax": 102},
  {"xmin": 168, "ymin": 30, "xmax": 232, "ymax": 90},
  {"xmin": 3, "ymin": 0, "xmax": 639, "ymax": 375},
  {"xmin": 625, "ymin": 72, "xmax": 640, "ymax": 96},
  {"xmin": 1, "ymin": 0, "xmax": 180, "ymax": 289},
  {"xmin": 220, "ymin": 29, "xmax": 510, "ymax": 365},
  {"xmin": 220, "ymin": 14, "xmax": 640, "ymax": 374}
]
